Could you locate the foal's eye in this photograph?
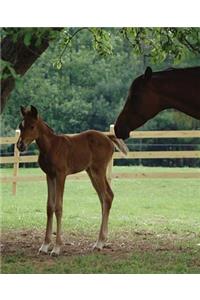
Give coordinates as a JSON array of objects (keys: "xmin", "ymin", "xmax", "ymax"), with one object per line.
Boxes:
[{"xmin": 30, "ymin": 125, "xmax": 34, "ymax": 130}]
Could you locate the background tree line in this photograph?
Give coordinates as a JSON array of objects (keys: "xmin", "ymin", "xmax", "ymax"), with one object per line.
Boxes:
[{"xmin": 1, "ymin": 28, "xmax": 200, "ymax": 167}]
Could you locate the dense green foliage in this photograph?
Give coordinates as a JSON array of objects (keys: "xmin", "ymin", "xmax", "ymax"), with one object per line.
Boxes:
[
  {"xmin": 1, "ymin": 28, "xmax": 200, "ymax": 134},
  {"xmin": 1, "ymin": 28, "xmax": 200, "ymax": 167},
  {"xmin": 1, "ymin": 27, "xmax": 200, "ymax": 82},
  {"xmin": 1, "ymin": 29, "xmax": 139, "ymax": 134}
]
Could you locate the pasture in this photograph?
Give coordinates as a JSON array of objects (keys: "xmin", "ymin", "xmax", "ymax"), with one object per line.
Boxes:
[{"xmin": 1, "ymin": 166, "xmax": 200, "ymax": 274}]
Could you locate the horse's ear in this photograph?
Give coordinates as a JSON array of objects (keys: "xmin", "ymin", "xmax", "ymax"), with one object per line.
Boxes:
[
  {"xmin": 144, "ymin": 66, "xmax": 152, "ymax": 81},
  {"xmin": 30, "ymin": 105, "xmax": 38, "ymax": 119},
  {"xmin": 20, "ymin": 106, "xmax": 26, "ymax": 117}
]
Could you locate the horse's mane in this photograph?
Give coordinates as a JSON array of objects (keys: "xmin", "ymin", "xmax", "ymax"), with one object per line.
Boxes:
[{"xmin": 152, "ymin": 66, "xmax": 200, "ymax": 78}]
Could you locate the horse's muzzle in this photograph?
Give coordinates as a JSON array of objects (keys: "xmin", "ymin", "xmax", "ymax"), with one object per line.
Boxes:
[{"xmin": 114, "ymin": 124, "xmax": 130, "ymax": 140}]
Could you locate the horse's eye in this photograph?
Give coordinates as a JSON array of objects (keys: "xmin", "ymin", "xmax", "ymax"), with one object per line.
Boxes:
[{"xmin": 30, "ymin": 125, "xmax": 34, "ymax": 130}]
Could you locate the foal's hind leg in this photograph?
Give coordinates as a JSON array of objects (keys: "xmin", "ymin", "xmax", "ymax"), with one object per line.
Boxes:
[
  {"xmin": 39, "ymin": 175, "xmax": 55, "ymax": 254},
  {"xmin": 87, "ymin": 167, "xmax": 114, "ymax": 250},
  {"xmin": 50, "ymin": 173, "xmax": 66, "ymax": 256}
]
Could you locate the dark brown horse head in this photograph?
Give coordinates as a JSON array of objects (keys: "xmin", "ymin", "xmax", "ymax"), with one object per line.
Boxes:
[
  {"xmin": 115, "ymin": 66, "xmax": 200, "ymax": 139},
  {"xmin": 114, "ymin": 67, "xmax": 162, "ymax": 139},
  {"xmin": 17, "ymin": 105, "xmax": 39, "ymax": 151}
]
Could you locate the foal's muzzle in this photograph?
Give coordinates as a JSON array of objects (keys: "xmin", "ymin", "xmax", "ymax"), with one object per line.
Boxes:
[{"xmin": 17, "ymin": 139, "xmax": 27, "ymax": 152}]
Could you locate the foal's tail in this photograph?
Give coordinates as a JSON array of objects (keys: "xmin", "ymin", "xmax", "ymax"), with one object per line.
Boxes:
[{"xmin": 108, "ymin": 135, "xmax": 129, "ymax": 157}]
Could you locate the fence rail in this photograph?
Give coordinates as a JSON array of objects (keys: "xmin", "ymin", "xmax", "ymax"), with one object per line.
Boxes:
[{"xmin": 1, "ymin": 126, "xmax": 200, "ymax": 195}]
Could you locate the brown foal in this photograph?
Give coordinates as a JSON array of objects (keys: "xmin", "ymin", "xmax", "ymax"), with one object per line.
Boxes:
[{"xmin": 17, "ymin": 106, "xmax": 128, "ymax": 256}]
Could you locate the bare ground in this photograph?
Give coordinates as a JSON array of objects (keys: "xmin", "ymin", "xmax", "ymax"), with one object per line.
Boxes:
[{"xmin": 1, "ymin": 229, "xmax": 200, "ymax": 261}]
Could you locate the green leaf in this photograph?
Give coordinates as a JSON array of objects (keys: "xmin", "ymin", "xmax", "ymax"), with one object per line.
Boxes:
[
  {"xmin": 53, "ymin": 60, "xmax": 63, "ymax": 70},
  {"xmin": 24, "ymin": 32, "xmax": 32, "ymax": 47}
]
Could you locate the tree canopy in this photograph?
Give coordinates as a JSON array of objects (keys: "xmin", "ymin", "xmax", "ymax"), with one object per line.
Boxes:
[
  {"xmin": 1, "ymin": 27, "xmax": 200, "ymax": 112},
  {"xmin": 1, "ymin": 27, "xmax": 200, "ymax": 136}
]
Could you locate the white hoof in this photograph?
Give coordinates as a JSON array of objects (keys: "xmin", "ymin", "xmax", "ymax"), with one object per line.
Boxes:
[
  {"xmin": 38, "ymin": 243, "xmax": 51, "ymax": 255},
  {"xmin": 93, "ymin": 241, "xmax": 104, "ymax": 251},
  {"xmin": 50, "ymin": 245, "xmax": 61, "ymax": 257}
]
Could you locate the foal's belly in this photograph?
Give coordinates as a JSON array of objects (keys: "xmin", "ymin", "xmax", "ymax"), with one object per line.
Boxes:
[{"xmin": 68, "ymin": 150, "xmax": 91, "ymax": 174}]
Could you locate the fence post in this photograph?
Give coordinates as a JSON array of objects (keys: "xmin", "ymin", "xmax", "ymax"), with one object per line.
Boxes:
[
  {"xmin": 12, "ymin": 129, "xmax": 20, "ymax": 195},
  {"xmin": 107, "ymin": 124, "xmax": 115, "ymax": 185}
]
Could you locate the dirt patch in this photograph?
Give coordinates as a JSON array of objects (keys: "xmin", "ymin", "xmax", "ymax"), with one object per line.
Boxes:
[{"xmin": 1, "ymin": 228, "xmax": 198, "ymax": 261}]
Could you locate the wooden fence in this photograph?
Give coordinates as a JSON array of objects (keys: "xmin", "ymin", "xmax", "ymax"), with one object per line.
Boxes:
[{"xmin": 1, "ymin": 125, "xmax": 200, "ymax": 195}]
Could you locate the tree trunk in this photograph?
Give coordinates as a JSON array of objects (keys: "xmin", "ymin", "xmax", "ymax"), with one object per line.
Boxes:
[{"xmin": 1, "ymin": 29, "xmax": 61, "ymax": 113}]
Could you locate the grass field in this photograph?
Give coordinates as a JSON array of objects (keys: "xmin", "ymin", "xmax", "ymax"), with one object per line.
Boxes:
[{"xmin": 1, "ymin": 166, "xmax": 200, "ymax": 273}]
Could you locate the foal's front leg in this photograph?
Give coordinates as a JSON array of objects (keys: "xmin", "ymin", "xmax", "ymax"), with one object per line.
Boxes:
[
  {"xmin": 50, "ymin": 173, "xmax": 66, "ymax": 256},
  {"xmin": 39, "ymin": 175, "xmax": 55, "ymax": 254}
]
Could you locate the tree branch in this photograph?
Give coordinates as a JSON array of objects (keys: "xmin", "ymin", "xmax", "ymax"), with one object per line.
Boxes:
[
  {"xmin": 58, "ymin": 27, "xmax": 87, "ymax": 64},
  {"xmin": 1, "ymin": 28, "xmax": 62, "ymax": 113},
  {"xmin": 182, "ymin": 36, "xmax": 200, "ymax": 55}
]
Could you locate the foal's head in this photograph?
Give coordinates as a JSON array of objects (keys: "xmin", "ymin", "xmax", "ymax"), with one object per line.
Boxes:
[{"xmin": 17, "ymin": 105, "xmax": 40, "ymax": 152}]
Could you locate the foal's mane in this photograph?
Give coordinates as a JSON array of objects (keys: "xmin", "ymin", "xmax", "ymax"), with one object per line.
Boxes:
[{"xmin": 40, "ymin": 118, "xmax": 54, "ymax": 134}]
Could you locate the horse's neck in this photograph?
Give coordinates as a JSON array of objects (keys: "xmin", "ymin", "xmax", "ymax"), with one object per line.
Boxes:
[
  {"xmin": 36, "ymin": 121, "xmax": 55, "ymax": 154},
  {"xmin": 151, "ymin": 75, "xmax": 200, "ymax": 120},
  {"xmin": 164, "ymin": 89, "xmax": 200, "ymax": 120}
]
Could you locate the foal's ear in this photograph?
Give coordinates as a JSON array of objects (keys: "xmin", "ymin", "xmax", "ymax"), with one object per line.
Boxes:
[
  {"xmin": 144, "ymin": 66, "xmax": 152, "ymax": 81},
  {"xmin": 20, "ymin": 106, "xmax": 27, "ymax": 117},
  {"xmin": 30, "ymin": 105, "xmax": 38, "ymax": 119}
]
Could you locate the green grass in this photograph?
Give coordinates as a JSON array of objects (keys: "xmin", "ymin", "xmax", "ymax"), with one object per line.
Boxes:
[{"xmin": 1, "ymin": 166, "xmax": 200, "ymax": 273}]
